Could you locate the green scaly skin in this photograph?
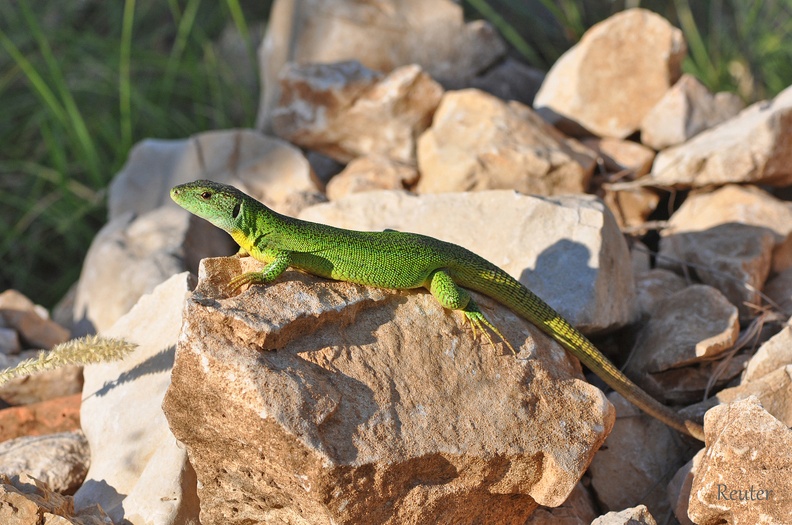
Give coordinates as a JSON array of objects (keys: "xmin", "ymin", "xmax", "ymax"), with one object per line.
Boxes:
[{"xmin": 171, "ymin": 180, "xmax": 705, "ymax": 441}]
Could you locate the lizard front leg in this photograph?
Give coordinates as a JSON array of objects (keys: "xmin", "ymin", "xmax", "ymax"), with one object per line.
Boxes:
[
  {"xmin": 426, "ymin": 269, "xmax": 517, "ymax": 355},
  {"xmin": 228, "ymin": 250, "xmax": 292, "ymax": 293}
]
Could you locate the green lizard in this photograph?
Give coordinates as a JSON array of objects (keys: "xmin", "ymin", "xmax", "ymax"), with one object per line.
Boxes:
[{"xmin": 171, "ymin": 180, "xmax": 705, "ymax": 441}]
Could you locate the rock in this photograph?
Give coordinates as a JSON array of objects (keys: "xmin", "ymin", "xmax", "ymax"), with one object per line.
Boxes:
[
  {"xmin": 659, "ymin": 222, "xmax": 777, "ymax": 318},
  {"xmin": 325, "ymin": 156, "xmax": 419, "ymax": 200},
  {"xmin": 625, "ymin": 285, "xmax": 739, "ymax": 402},
  {"xmin": 469, "ymin": 57, "xmax": 545, "ymax": 107},
  {"xmin": 648, "ymin": 85, "xmax": 792, "ymax": 187},
  {"xmin": 743, "ymin": 324, "xmax": 792, "ymax": 382},
  {"xmin": 582, "ymin": 137, "xmax": 656, "ymax": 178},
  {"xmin": 688, "ymin": 397, "xmax": 792, "ymax": 525},
  {"xmin": 163, "ymin": 257, "xmax": 615, "ymax": 525},
  {"xmin": 764, "ymin": 269, "xmax": 792, "ymax": 317},
  {"xmin": 602, "ymin": 186, "xmax": 660, "ymax": 231},
  {"xmin": 272, "ymin": 62, "xmax": 443, "ymax": 164},
  {"xmin": 534, "ymin": 9, "xmax": 685, "ymax": 138},
  {"xmin": 0, "ymin": 290, "xmax": 69, "ymax": 349},
  {"xmin": 633, "ymin": 269, "xmax": 688, "ymax": 318},
  {"xmin": 72, "ymin": 207, "xmax": 231, "ymax": 334},
  {"xmin": 0, "ymin": 393, "xmax": 81, "ymax": 442},
  {"xmin": 591, "ymin": 505, "xmax": 657, "ymax": 525},
  {"xmin": 0, "ymin": 327, "xmax": 20, "ymax": 355},
  {"xmin": 0, "ymin": 473, "xmax": 111, "ymax": 525},
  {"xmin": 0, "ymin": 355, "xmax": 82, "ymax": 405},
  {"xmin": 641, "ymin": 74, "xmax": 744, "ymax": 150},
  {"xmin": 588, "ymin": 393, "xmax": 691, "ymax": 520},
  {"xmin": 257, "ymin": 0, "xmax": 505, "ymax": 130},
  {"xmin": 416, "ymin": 89, "xmax": 596, "ymax": 195},
  {"xmin": 109, "ymin": 129, "xmax": 317, "ymax": 219},
  {"xmin": 667, "ymin": 451, "xmax": 703, "ymax": 525},
  {"xmin": 524, "ymin": 482, "xmax": 598, "ymax": 524},
  {"xmin": 74, "ymin": 273, "xmax": 199, "ymax": 525},
  {"xmin": 0, "ymin": 431, "xmax": 89, "ymax": 494},
  {"xmin": 298, "ymin": 190, "xmax": 636, "ymax": 332}
]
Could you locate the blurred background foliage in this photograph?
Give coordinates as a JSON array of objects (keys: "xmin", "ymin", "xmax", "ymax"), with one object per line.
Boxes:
[{"xmin": 2, "ymin": 0, "xmax": 792, "ymax": 309}]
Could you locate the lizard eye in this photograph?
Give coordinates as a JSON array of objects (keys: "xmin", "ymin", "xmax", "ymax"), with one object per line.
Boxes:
[{"xmin": 200, "ymin": 191, "xmax": 212, "ymax": 200}]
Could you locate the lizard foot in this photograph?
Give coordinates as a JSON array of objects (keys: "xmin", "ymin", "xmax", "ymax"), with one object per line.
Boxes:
[{"xmin": 463, "ymin": 311, "xmax": 517, "ymax": 356}]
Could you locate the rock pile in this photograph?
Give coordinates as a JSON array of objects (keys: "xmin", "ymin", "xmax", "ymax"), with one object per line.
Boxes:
[{"xmin": 4, "ymin": 1, "xmax": 792, "ymax": 524}]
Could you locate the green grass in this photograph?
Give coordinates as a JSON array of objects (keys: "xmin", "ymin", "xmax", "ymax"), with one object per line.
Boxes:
[
  {"xmin": 2, "ymin": 0, "xmax": 791, "ymax": 310},
  {"xmin": 0, "ymin": 0, "xmax": 270, "ymax": 308}
]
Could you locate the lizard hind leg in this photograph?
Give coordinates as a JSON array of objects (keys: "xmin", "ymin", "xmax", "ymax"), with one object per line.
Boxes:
[{"xmin": 427, "ymin": 269, "xmax": 517, "ymax": 355}]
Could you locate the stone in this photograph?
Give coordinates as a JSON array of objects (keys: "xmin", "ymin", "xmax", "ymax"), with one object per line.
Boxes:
[
  {"xmin": 625, "ymin": 285, "xmax": 739, "ymax": 402},
  {"xmin": 764, "ymin": 269, "xmax": 792, "ymax": 317},
  {"xmin": 0, "ymin": 393, "xmax": 81, "ymax": 442},
  {"xmin": 163, "ymin": 257, "xmax": 615, "ymax": 525},
  {"xmin": 659, "ymin": 223, "xmax": 776, "ymax": 318},
  {"xmin": 0, "ymin": 473, "xmax": 111, "ymax": 525},
  {"xmin": 272, "ymin": 62, "xmax": 443, "ymax": 164},
  {"xmin": 0, "ymin": 431, "xmax": 89, "ymax": 494},
  {"xmin": 582, "ymin": 138, "xmax": 656, "ymax": 178},
  {"xmin": 416, "ymin": 89, "xmax": 596, "ymax": 196},
  {"xmin": 667, "ymin": 451, "xmax": 703, "ymax": 525},
  {"xmin": 743, "ymin": 324, "xmax": 792, "ymax": 383},
  {"xmin": 588, "ymin": 393, "xmax": 691, "ymax": 520},
  {"xmin": 109, "ymin": 129, "xmax": 317, "ymax": 219},
  {"xmin": 633, "ymin": 269, "xmax": 688, "ymax": 318},
  {"xmin": 0, "ymin": 355, "xmax": 82, "ymax": 406},
  {"xmin": 602, "ymin": 186, "xmax": 661, "ymax": 231},
  {"xmin": 469, "ymin": 57, "xmax": 545, "ymax": 107},
  {"xmin": 524, "ymin": 482, "xmax": 598, "ymax": 524},
  {"xmin": 591, "ymin": 505, "xmax": 657, "ymax": 525},
  {"xmin": 72, "ymin": 207, "xmax": 231, "ymax": 334},
  {"xmin": 257, "ymin": 0, "xmax": 505, "ymax": 130},
  {"xmin": 649, "ymin": 85, "xmax": 792, "ymax": 187},
  {"xmin": 0, "ymin": 327, "xmax": 20, "ymax": 355},
  {"xmin": 534, "ymin": 9, "xmax": 685, "ymax": 138},
  {"xmin": 74, "ymin": 273, "xmax": 199, "ymax": 525},
  {"xmin": 688, "ymin": 397, "xmax": 792, "ymax": 525},
  {"xmin": 298, "ymin": 190, "xmax": 636, "ymax": 332},
  {"xmin": 325, "ymin": 155, "xmax": 419, "ymax": 200},
  {"xmin": 641, "ymin": 74, "xmax": 744, "ymax": 150},
  {"xmin": 0, "ymin": 290, "xmax": 69, "ymax": 350}
]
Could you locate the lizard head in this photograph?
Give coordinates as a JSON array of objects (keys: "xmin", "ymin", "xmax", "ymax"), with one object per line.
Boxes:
[{"xmin": 170, "ymin": 180, "xmax": 250, "ymax": 233}]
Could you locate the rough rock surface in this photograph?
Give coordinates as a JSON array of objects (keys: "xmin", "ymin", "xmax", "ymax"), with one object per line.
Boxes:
[
  {"xmin": 272, "ymin": 62, "xmax": 443, "ymax": 164},
  {"xmin": 469, "ymin": 57, "xmax": 545, "ymax": 107},
  {"xmin": 0, "ymin": 356, "xmax": 82, "ymax": 406},
  {"xmin": 0, "ymin": 393, "xmax": 81, "ymax": 442},
  {"xmin": 74, "ymin": 273, "xmax": 199, "ymax": 525},
  {"xmin": 524, "ymin": 482, "xmax": 598, "ymax": 524},
  {"xmin": 742, "ymin": 324, "xmax": 792, "ymax": 382},
  {"xmin": 640, "ymin": 74, "xmax": 744, "ymax": 150},
  {"xmin": 649, "ymin": 85, "xmax": 792, "ymax": 187},
  {"xmin": 625, "ymin": 285, "xmax": 740, "ymax": 402},
  {"xmin": 688, "ymin": 397, "xmax": 792, "ymax": 525},
  {"xmin": 163, "ymin": 257, "xmax": 615, "ymax": 525},
  {"xmin": 416, "ymin": 89, "xmax": 595, "ymax": 196},
  {"xmin": 0, "ymin": 474, "xmax": 111, "ymax": 525},
  {"xmin": 257, "ymin": 0, "xmax": 505, "ymax": 130},
  {"xmin": 0, "ymin": 290, "xmax": 69, "ymax": 349},
  {"xmin": 0, "ymin": 431, "xmax": 89, "ymax": 494},
  {"xmin": 591, "ymin": 505, "xmax": 657, "ymax": 525},
  {"xmin": 534, "ymin": 8, "xmax": 685, "ymax": 138},
  {"xmin": 582, "ymin": 137, "xmax": 655, "ymax": 178},
  {"xmin": 298, "ymin": 190, "xmax": 636, "ymax": 332},
  {"xmin": 325, "ymin": 155, "xmax": 418, "ymax": 201},
  {"xmin": 633, "ymin": 269, "xmax": 688, "ymax": 318}
]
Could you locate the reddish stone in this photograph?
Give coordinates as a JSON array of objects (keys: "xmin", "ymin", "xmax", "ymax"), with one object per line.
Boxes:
[{"xmin": 0, "ymin": 393, "xmax": 81, "ymax": 442}]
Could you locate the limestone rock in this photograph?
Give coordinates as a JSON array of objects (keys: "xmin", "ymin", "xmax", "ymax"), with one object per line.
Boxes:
[
  {"xmin": 649, "ymin": 85, "xmax": 792, "ymax": 187},
  {"xmin": 416, "ymin": 89, "xmax": 595, "ymax": 196},
  {"xmin": 591, "ymin": 505, "xmax": 657, "ymax": 525},
  {"xmin": 633, "ymin": 269, "xmax": 687, "ymax": 318},
  {"xmin": 659, "ymin": 222, "xmax": 776, "ymax": 318},
  {"xmin": 0, "ymin": 431, "xmax": 89, "ymax": 494},
  {"xmin": 625, "ymin": 285, "xmax": 739, "ymax": 402},
  {"xmin": 588, "ymin": 393, "xmax": 690, "ymax": 520},
  {"xmin": 743, "ymin": 324, "xmax": 792, "ymax": 383},
  {"xmin": 602, "ymin": 186, "xmax": 660, "ymax": 231},
  {"xmin": 641, "ymin": 74, "xmax": 744, "ymax": 150},
  {"xmin": 667, "ymin": 451, "xmax": 704, "ymax": 525},
  {"xmin": 74, "ymin": 273, "xmax": 199, "ymax": 525},
  {"xmin": 298, "ymin": 190, "xmax": 636, "ymax": 332},
  {"xmin": 764, "ymin": 269, "xmax": 792, "ymax": 317},
  {"xmin": 109, "ymin": 129, "xmax": 317, "ymax": 219},
  {"xmin": 163, "ymin": 257, "xmax": 615, "ymax": 525},
  {"xmin": 257, "ymin": 0, "xmax": 505, "ymax": 130},
  {"xmin": 325, "ymin": 155, "xmax": 418, "ymax": 201},
  {"xmin": 0, "ymin": 393, "xmax": 81, "ymax": 442},
  {"xmin": 0, "ymin": 290, "xmax": 69, "ymax": 350},
  {"xmin": 469, "ymin": 57, "xmax": 545, "ymax": 107},
  {"xmin": 0, "ymin": 327, "xmax": 21, "ymax": 355},
  {"xmin": 582, "ymin": 137, "xmax": 655, "ymax": 178},
  {"xmin": 524, "ymin": 482, "xmax": 598, "ymax": 524},
  {"xmin": 272, "ymin": 62, "xmax": 443, "ymax": 164},
  {"xmin": 0, "ymin": 474, "xmax": 111, "ymax": 525},
  {"xmin": 534, "ymin": 9, "xmax": 685, "ymax": 138},
  {"xmin": 688, "ymin": 397, "xmax": 792, "ymax": 525},
  {"xmin": 0, "ymin": 355, "xmax": 82, "ymax": 406}
]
